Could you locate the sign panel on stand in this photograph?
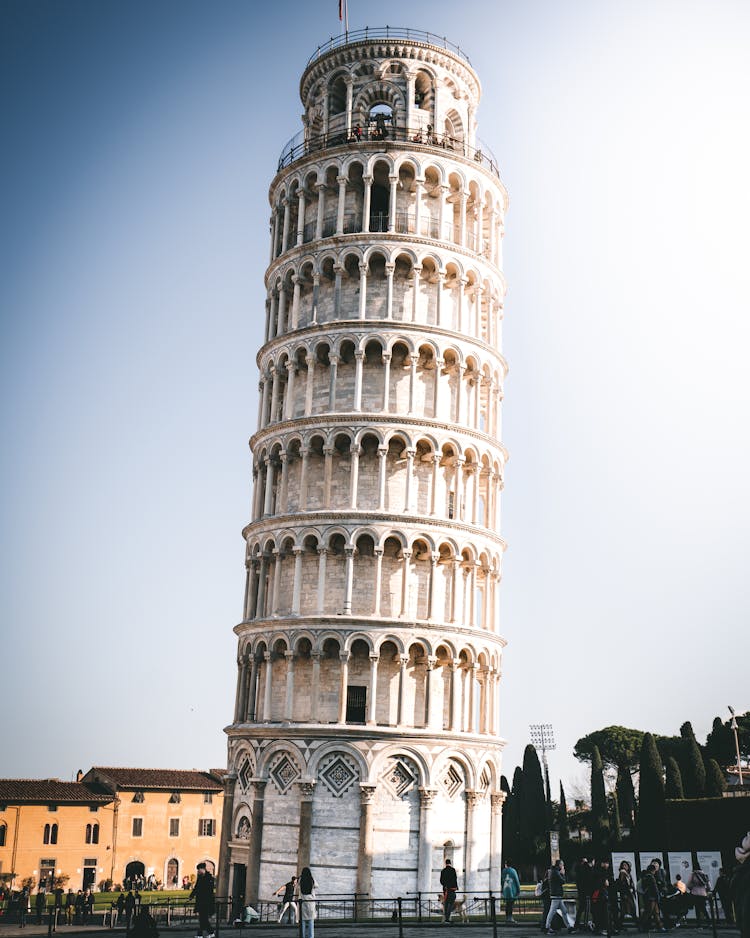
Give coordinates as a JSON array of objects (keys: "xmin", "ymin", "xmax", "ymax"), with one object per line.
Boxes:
[
  {"xmin": 668, "ymin": 852, "xmax": 694, "ymax": 918},
  {"xmin": 696, "ymin": 851, "xmax": 722, "ymax": 890}
]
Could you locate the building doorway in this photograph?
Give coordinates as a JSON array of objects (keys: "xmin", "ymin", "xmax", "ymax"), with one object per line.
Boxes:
[
  {"xmin": 231, "ymin": 864, "xmax": 246, "ymax": 918},
  {"xmin": 166, "ymin": 858, "xmax": 179, "ymax": 889},
  {"xmin": 82, "ymin": 861, "xmax": 97, "ymax": 891},
  {"xmin": 125, "ymin": 860, "xmax": 145, "ymax": 887}
]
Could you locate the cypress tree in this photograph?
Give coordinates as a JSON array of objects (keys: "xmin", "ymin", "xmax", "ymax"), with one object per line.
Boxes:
[
  {"xmin": 558, "ymin": 781, "xmax": 570, "ymax": 846},
  {"xmin": 502, "ymin": 773, "xmax": 521, "ymax": 864},
  {"xmin": 665, "ymin": 756, "xmax": 684, "ymax": 799},
  {"xmin": 616, "ymin": 763, "xmax": 637, "ymax": 829},
  {"xmin": 520, "ymin": 745, "xmax": 548, "ymax": 873},
  {"xmin": 682, "ymin": 734, "xmax": 707, "ymax": 797},
  {"xmin": 590, "ymin": 744, "xmax": 610, "ymax": 853},
  {"xmin": 637, "ymin": 732, "xmax": 665, "ymax": 844},
  {"xmin": 705, "ymin": 716, "xmax": 735, "ymax": 766},
  {"xmin": 704, "ymin": 758, "xmax": 727, "ymax": 797},
  {"xmin": 610, "ymin": 789, "xmax": 622, "ymax": 845}
]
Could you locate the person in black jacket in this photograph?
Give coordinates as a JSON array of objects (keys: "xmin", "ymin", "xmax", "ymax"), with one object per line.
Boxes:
[
  {"xmin": 440, "ymin": 859, "xmax": 458, "ymax": 923},
  {"xmin": 189, "ymin": 863, "xmax": 215, "ymax": 938},
  {"xmin": 732, "ymin": 832, "xmax": 750, "ymax": 938},
  {"xmin": 545, "ymin": 860, "xmax": 576, "ymax": 934}
]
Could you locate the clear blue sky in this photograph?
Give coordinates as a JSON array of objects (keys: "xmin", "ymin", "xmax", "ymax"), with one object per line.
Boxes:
[{"xmin": 1, "ymin": 0, "xmax": 748, "ymax": 799}]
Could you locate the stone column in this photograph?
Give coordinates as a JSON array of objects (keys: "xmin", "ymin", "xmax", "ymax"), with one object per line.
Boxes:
[
  {"xmin": 284, "ymin": 362, "xmax": 296, "ymax": 420},
  {"xmin": 385, "ymin": 262, "xmax": 395, "ymax": 319},
  {"xmin": 434, "ymin": 358, "xmax": 443, "ymax": 416},
  {"xmin": 336, "ymin": 175, "xmax": 347, "ymax": 234},
  {"xmin": 256, "ymin": 554, "xmax": 268, "ymax": 618},
  {"xmin": 269, "ymin": 366, "xmax": 280, "ymax": 424},
  {"xmin": 247, "ymin": 654, "xmax": 259, "ymax": 721},
  {"xmin": 356, "ymin": 785, "xmax": 377, "ymax": 898},
  {"xmin": 367, "ymin": 655, "xmax": 379, "ymax": 724},
  {"xmin": 316, "ymin": 548, "xmax": 328, "ymax": 615},
  {"xmin": 315, "ymin": 182, "xmax": 326, "ymax": 240},
  {"xmin": 464, "ymin": 790, "xmax": 481, "ymax": 894},
  {"xmin": 424, "ymin": 655, "xmax": 437, "ymax": 727},
  {"xmin": 311, "ymin": 273, "xmax": 320, "ymax": 324},
  {"xmin": 489, "ymin": 791, "xmax": 506, "ymax": 889},
  {"xmin": 343, "ymin": 546, "xmax": 355, "ymax": 615},
  {"xmin": 304, "ymin": 355, "xmax": 315, "ymax": 415},
  {"xmin": 453, "ymin": 457, "xmax": 464, "ymax": 521},
  {"xmin": 454, "ymin": 363, "xmax": 464, "ymax": 424},
  {"xmin": 467, "ymin": 663, "xmax": 479, "ymax": 731},
  {"xmin": 281, "ymin": 197, "xmax": 291, "ymax": 252},
  {"xmin": 353, "ymin": 350, "xmax": 364, "ymax": 411},
  {"xmin": 262, "ymin": 457, "xmax": 274, "ymax": 516},
  {"xmin": 333, "ymin": 263, "xmax": 343, "ymax": 318},
  {"xmin": 217, "ymin": 772, "xmax": 237, "ymax": 898},
  {"xmin": 297, "ymin": 781, "xmax": 316, "ymax": 870},
  {"xmin": 270, "ymin": 210, "xmax": 280, "ymax": 262},
  {"xmin": 291, "ymin": 547, "xmax": 303, "ymax": 615},
  {"xmin": 457, "ymin": 278, "xmax": 467, "ymax": 333},
  {"xmin": 284, "ymin": 650, "xmax": 295, "ymax": 721},
  {"xmin": 404, "ymin": 448, "xmax": 415, "ymax": 512},
  {"xmin": 277, "ymin": 284, "xmax": 287, "ymax": 336},
  {"xmin": 234, "ymin": 654, "xmax": 248, "ymax": 722},
  {"xmin": 270, "ymin": 549, "xmax": 282, "ymax": 616},
  {"xmin": 449, "ymin": 559, "xmax": 458, "ymax": 623},
  {"xmin": 411, "ymin": 264, "xmax": 421, "ymax": 321},
  {"xmin": 323, "ymin": 445, "xmax": 334, "ymax": 508},
  {"xmin": 358, "ymin": 263, "xmax": 368, "ymax": 319},
  {"xmin": 362, "ymin": 175, "xmax": 373, "ymax": 231},
  {"xmin": 260, "ymin": 373, "xmax": 271, "ymax": 428},
  {"xmin": 430, "ymin": 453, "xmax": 440, "ymax": 516},
  {"xmin": 417, "ymin": 787, "xmax": 437, "ymax": 893},
  {"xmin": 459, "ymin": 191, "xmax": 467, "ymax": 248},
  {"xmin": 278, "ymin": 453, "xmax": 289, "ymax": 514},
  {"xmin": 344, "ymin": 76, "xmax": 354, "ymax": 135},
  {"xmin": 414, "ymin": 178, "xmax": 423, "ymax": 234},
  {"xmin": 477, "ymin": 198, "xmax": 484, "ymax": 255},
  {"xmin": 377, "ymin": 446, "xmax": 388, "ymax": 510},
  {"xmin": 328, "ymin": 355, "xmax": 338, "ymax": 411},
  {"xmin": 299, "ymin": 447, "xmax": 310, "ymax": 510},
  {"xmin": 399, "ymin": 549, "xmax": 412, "ymax": 618},
  {"xmin": 262, "ymin": 651, "xmax": 273, "ymax": 721},
  {"xmin": 427, "ymin": 553, "xmax": 439, "ymax": 620},
  {"xmin": 246, "ymin": 780, "xmax": 266, "ymax": 904},
  {"xmin": 396, "ymin": 654, "xmax": 409, "ymax": 725},
  {"xmin": 449, "ymin": 661, "xmax": 460, "ymax": 731},
  {"xmin": 296, "ymin": 189, "xmax": 306, "ymax": 245},
  {"xmin": 435, "ymin": 271, "xmax": 444, "ymax": 327},
  {"xmin": 381, "ymin": 353, "xmax": 391, "ymax": 411},
  {"xmin": 246, "ymin": 559, "xmax": 259, "ymax": 620},
  {"xmin": 310, "ymin": 653, "xmax": 321, "ymax": 722},
  {"xmin": 349, "ymin": 444, "xmax": 360, "ymax": 509},
  {"xmin": 408, "ymin": 354, "xmax": 418, "ymax": 413},
  {"xmin": 373, "ymin": 548, "xmax": 384, "ymax": 616},
  {"xmin": 388, "ymin": 174, "xmax": 398, "ymax": 232},
  {"xmin": 291, "ymin": 274, "xmax": 301, "ymax": 329},
  {"xmin": 338, "ymin": 651, "xmax": 350, "ymax": 723}
]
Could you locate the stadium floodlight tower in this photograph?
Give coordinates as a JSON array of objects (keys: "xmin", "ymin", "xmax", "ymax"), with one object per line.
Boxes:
[{"xmin": 219, "ymin": 27, "xmax": 510, "ymax": 908}]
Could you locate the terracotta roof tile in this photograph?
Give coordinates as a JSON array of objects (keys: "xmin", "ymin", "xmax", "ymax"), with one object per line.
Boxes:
[
  {"xmin": 0, "ymin": 779, "xmax": 113, "ymax": 804},
  {"xmin": 88, "ymin": 768, "xmax": 223, "ymax": 791}
]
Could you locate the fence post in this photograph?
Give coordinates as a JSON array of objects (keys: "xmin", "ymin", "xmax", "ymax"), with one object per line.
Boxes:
[
  {"xmin": 397, "ymin": 897, "xmax": 403, "ymax": 938},
  {"xmin": 491, "ymin": 894, "xmax": 498, "ymax": 938},
  {"xmin": 416, "ymin": 891, "xmax": 422, "ymax": 923},
  {"xmin": 47, "ymin": 906, "xmax": 54, "ymax": 938},
  {"xmin": 709, "ymin": 891, "xmax": 718, "ymax": 938}
]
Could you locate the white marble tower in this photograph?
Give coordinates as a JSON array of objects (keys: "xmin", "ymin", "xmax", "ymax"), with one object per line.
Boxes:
[{"xmin": 220, "ymin": 27, "xmax": 509, "ymax": 907}]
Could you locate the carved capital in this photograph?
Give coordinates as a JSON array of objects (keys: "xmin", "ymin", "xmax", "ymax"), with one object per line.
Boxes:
[
  {"xmin": 360, "ymin": 784, "xmax": 377, "ymax": 805},
  {"xmin": 419, "ymin": 787, "xmax": 438, "ymax": 807},
  {"xmin": 297, "ymin": 779, "xmax": 316, "ymax": 799}
]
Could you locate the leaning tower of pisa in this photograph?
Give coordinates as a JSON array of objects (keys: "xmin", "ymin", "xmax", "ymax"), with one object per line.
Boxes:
[{"xmin": 219, "ymin": 28, "xmax": 509, "ymax": 906}]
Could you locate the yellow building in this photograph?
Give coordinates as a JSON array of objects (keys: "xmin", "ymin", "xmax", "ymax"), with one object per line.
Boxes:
[
  {"xmin": 0, "ymin": 779, "xmax": 115, "ymax": 891},
  {"xmin": 0, "ymin": 769, "xmax": 224, "ymax": 892}
]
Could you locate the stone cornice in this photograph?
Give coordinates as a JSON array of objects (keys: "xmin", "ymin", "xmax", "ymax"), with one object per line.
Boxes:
[
  {"xmin": 225, "ymin": 723, "xmax": 507, "ymax": 750},
  {"xmin": 249, "ymin": 411, "xmax": 509, "ymax": 463}
]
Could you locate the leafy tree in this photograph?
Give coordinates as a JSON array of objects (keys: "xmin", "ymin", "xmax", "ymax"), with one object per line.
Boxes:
[
  {"xmin": 574, "ymin": 726, "xmax": 644, "ymax": 769},
  {"xmin": 704, "ymin": 758, "xmax": 727, "ymax": 797},
  {"xmin": 616, "ymin": 763, "xmax": 637, "ymax": 829},
  {"xmin": 558, "ymin": 781, "xmax": 570, "ymax": 845},
  {"xmin": 665, "ymin": 755, "xmax": 684, "ymax": 799},
  {"xmin": 590, "ymin": 745, "xmax": 610, "ymax": 853},
  {"xmin": 520, "ymin": 745, "xmax": 548, "ymax": 872},
  {"xmin": 682, "ymin": 733, "xmax": 706, "ymax": 797},
  {"xmin": 637, "ymin": 733, "xmax": 665, "ymax": 844}
]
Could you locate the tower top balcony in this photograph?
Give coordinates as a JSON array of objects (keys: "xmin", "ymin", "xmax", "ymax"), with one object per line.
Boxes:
[{"xmin": 305, "ymin": 26, "xmax": 473, "ymax": 69}]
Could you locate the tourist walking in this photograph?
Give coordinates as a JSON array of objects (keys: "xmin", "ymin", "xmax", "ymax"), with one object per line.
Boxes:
[
  {"xmin": 639, "ymin": 863, "xmax": 666, "ymax": 933},
  {"xmin": 296, "ymin": 867, "xmax": 317, "ymax": 938},
  {"xmin": 502, "ymin": 859, "xmax": 521, "ymax": 923},
  {"xmin": 275, "ymin": 876, "xmax": 298, "ymax": 925},
  {"xmin": 615, "ymin": 860, "xmax": 637, "ymax": 929},
  {"xmin": 440, "ymin": 858, "xmax": 458, "ymax": 923},
  {"xmin": 574, "ymin": 858, "xmax": 592, "ymax": 929},
  {"xmin": 65, "ymin": 889, "xmax": 75, "ymax": 925},
  {"xmin": 715, "ymin": 868, "xmax": 733, "ymax": 923},
  {"xmin": 687, "ymin": 864, "xmax": 710, "ymax": 924},
  {"xmin": 189, "ymin": 863, "xmax": 215, "ymax": 938},
  {"xmin": 125, "ymin": 890, "xmax": 136, "ymax": 932},
  {"xmin": 545, "ymin": 859, "xmax": 576, "ymax": 934},
  {"xmin": 19, "ymin": 885, "xmax": 30, "ymax": 928}
]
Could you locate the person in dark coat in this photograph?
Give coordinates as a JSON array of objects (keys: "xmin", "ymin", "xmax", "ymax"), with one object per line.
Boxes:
[
  {"xmin": 189, "ymin": 863, "xmax": 215, "ymax": 938},
  {"xmin": 65, "ymin": 889, "xmax": 75, "ymax": 925},
  {"xmin": 715, "ymin": 868, "xmax": 734, "ymax": 923},
  {"xmin": 125, "ymin": 890, "xmax": 136, "ymax": 932},
  {"xmin": 574, "ymin": 858, "xmax": 591, "ymax": 929},
  {"xmin": 439, "ymin": 858, "xmax": 458, "ymax": 923},
  {"xmin": 545, "ymin": 859, "xmax": 575, "ymax": 934},
  {"xmin": 732, "ymin": 832, "xmax": 750, "ymax": 938}
]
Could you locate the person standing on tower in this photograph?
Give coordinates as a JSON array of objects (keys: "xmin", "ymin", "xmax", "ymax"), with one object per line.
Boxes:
[
  {"xmin": 440, "ymin": 858, "xmax": 458, "ymax": 923},
  {"xmin": 190, "ymin": 863, "xmax": 215, "ymax": 938}
]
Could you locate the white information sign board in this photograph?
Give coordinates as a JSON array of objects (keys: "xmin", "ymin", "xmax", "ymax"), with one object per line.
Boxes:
[
  {"xmin": 696, "ymin": 851, "xmax": 722, "ymax": 889},
  {"xmin": 668, "ymin": 852, "xmax": 695, "ymax": 918},
  {"xmin": 638, "ymin": 851, "xmax": 664, "ymax": 876}
]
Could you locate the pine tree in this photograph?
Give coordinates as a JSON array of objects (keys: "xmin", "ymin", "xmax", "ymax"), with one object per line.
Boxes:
[
  {"xmin": 558, "ymin": 781, "xmax": 570, "ymax": 846},
  {"xmin": 520, "ymin": 745, "xmax": 548, "ymax": 873},
  {"xmin": 616, "ymin": 763, "xmax": 637, "ymax": 829},
  {"xmin": 704, "ymin": 758, "xmax": 727, "ymax": 797},
  {"xmin": 665, "ymin": 756, "xmax": 684, "ymax": 799},
  {"xmin": 590, "ymin": 744, "xmax": 610, "ymax": 853},
  {"xmin": 681, "ymin": 733, "xmax": 707, "ymax": 797},
  {"xmin": 637, "ymin": 732, "xmax": 665, "ymax": 844},
  {"xmin": 705, "ymin": 716, "xmax": 735, "ymax": 766}
]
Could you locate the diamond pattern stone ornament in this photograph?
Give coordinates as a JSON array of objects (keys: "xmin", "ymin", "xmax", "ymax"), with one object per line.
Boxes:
[
  {"xmin": 319, "ymin": 754, "xmax": 358, "ymax": 797},
  {"xmin": 382, "ymin": 757, "xmax": 417, "ymax": 798},
  {"xmin": 238, "ymin": 757, "xmax": 253, "ymax": 793},
  {"xmin": 269, "ymin": 754, "xmax": 300, "ymax": 794},
  {"xmin": 442, "ymin": 763, "xmax": 464, "ymax": 800}
]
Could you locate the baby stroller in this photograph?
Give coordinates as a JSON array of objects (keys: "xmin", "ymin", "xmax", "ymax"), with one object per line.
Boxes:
[{"xmin": 233, "ymin": 905, "xmax": 260, "ymax": 927}]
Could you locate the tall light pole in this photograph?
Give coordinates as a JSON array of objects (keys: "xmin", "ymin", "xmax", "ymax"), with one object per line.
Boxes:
[
  {"xmin": 530, "ymin": 723, "xmax": 556, "ymax": 804},
  {"xmin": 729, "ymin": 706, "xmax": 744, "ymax": 786}
]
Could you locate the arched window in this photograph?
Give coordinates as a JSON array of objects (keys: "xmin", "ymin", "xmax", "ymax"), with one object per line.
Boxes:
[
  {"xmin": 0, "ymin": 822, "xmax": 6, "ymax": 847},
  {"xmin": 44, "ymin": 823, "xmax": 58, "ymax": 845},
  {"xmin": 85, "ymin": 823, "xmax": 99, "ymax": 844},
  {"xmin": 43, "ymin": 823, "xmax": 51, "ymax": 844},
  {"xmin": 51, "ymin": 823, "xmax": 58, "ymax": 844}
]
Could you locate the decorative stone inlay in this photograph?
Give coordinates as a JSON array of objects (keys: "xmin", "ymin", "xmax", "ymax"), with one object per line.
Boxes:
[
  {"xmin": 441, "ymin": 763, "xmax": 464, "ymax": 800},
  {"xmin": 238, "ymin": 756, "xmax": 253, "ymax": 793},
  {"xmin": 319, "ymin": 753, "xmax": 359, "ymax": 797},
  {"xmin": 269, "ymin": 753, "xmax": 300, "ymax": 794},
  {"xmin": 381, "ymin": 756, "xmax": 417, "ymax": 798}
]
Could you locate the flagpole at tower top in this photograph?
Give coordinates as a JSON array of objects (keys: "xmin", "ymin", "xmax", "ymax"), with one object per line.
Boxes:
[{"xmin": 338, "ymin": 0, "xmax": 349, "ymax": 38}]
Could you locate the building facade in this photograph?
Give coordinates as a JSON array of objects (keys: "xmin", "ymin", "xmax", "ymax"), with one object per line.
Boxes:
[
  {"xmin": 221, "ymin": 28, "xmax": 509, "ymax": 905},
  {"xmin": 0, "ymin": 769, "xmax": 224, "ymax": 892}
]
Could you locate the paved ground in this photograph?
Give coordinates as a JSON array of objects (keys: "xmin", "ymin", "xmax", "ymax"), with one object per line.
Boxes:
[{"xmin": 0, "ymin": 921, "xmax": 738, "ymax": 938}]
